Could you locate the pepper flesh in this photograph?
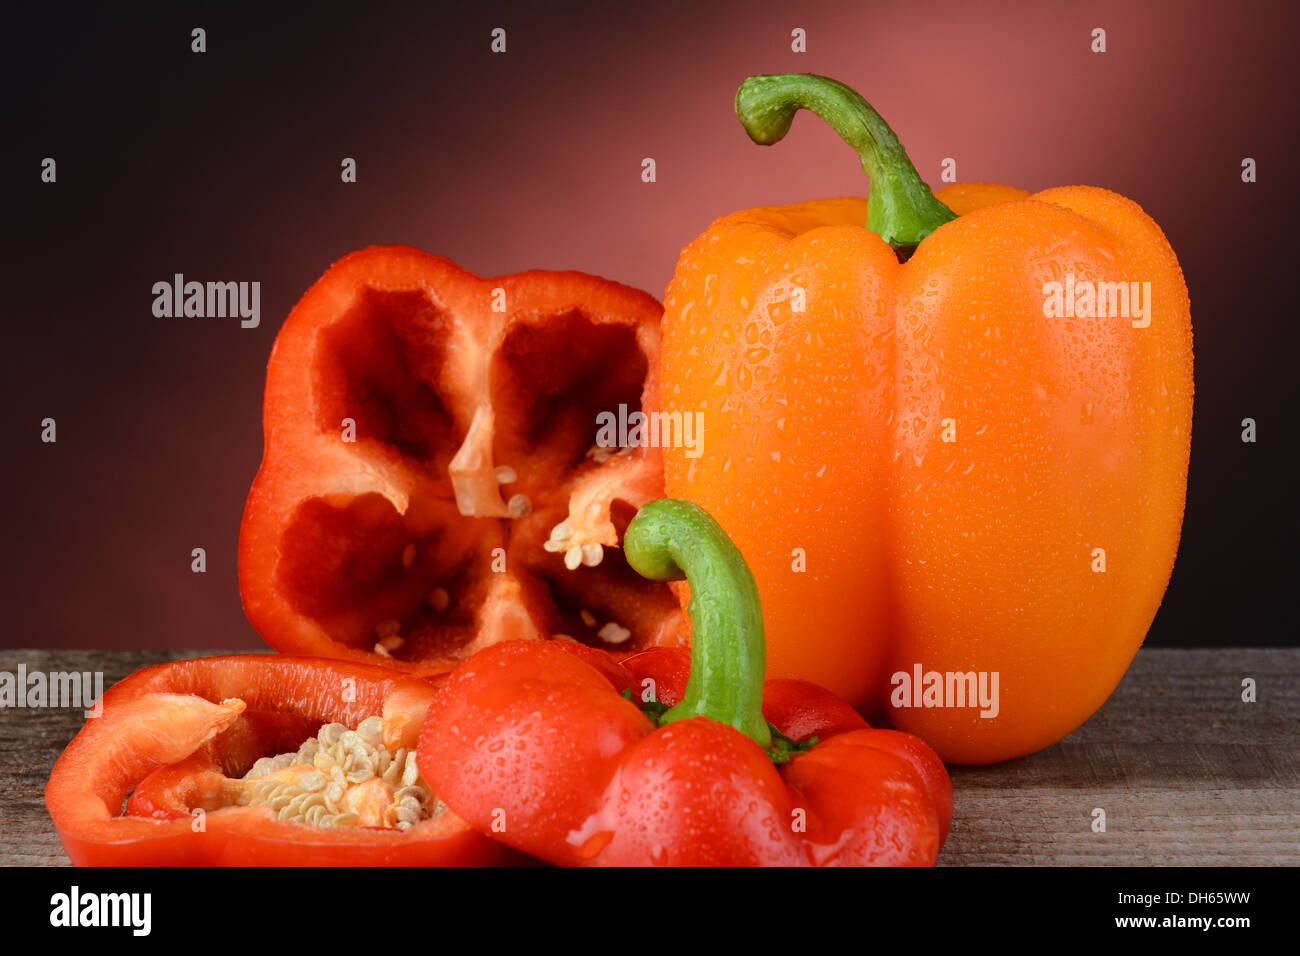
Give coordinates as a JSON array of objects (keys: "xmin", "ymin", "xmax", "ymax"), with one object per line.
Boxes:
[
  {"xmin": 660, "ymin": 74, "xmax": 1193, "ymax": 763},
  {"xmin": 239, "ymin": 246, "xmax": 684, "ymax": 673},
  {"xmin": 45, "ymin": 655, "xmax": 501, "ymax": 866},
  {"xmin": 417, "ymin": 499, "xmax": 952, "ymax": 866}
]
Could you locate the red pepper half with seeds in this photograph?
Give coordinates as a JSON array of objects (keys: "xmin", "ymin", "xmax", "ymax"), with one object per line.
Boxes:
[
  {"xmin": 45, "ymin": 655, "xmax": 503, "ymax": 866},
  {"xmin": 417, "ymin": 499, "xmax": 953, "ymax": 866},
  {"xmin": 239, "ymin": 246, "xmax": 683, "ymax": 673}
]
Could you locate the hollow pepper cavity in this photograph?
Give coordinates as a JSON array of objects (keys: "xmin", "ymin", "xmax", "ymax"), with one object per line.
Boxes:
[
  {"xmin": 660, "ymin": 74, "xmax": 1193, "ymax": 763},
  {"xmin": 239, "ymin": 246, "xmax": 684, "ymax": 673},
  {"xmin": 417, "ymin": 499, "xmax": 952, "ymax": 866}
]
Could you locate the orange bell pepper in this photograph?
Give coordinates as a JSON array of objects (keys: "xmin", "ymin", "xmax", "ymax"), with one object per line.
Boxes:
[{"xmin": 660, "ymin": 74, "xmax": 1192, "ymax": 763}]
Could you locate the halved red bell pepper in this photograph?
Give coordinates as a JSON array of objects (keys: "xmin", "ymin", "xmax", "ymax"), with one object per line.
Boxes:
[
  {"xmin": 239, "ymin": 246, "xmax": 683, "ymax": 674},
  {"xmin": 417, "ymin": 499, "xmax": 953, "ymax": 866},
  {"xmin": 45, "ymin": 655, "xmax": 502, "ymax": 866}
]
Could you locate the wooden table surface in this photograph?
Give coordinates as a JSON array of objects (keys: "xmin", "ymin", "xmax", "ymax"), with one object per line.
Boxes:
[{"xmin": 2, "ymin": 647, "xmax": 1296, "ymax": 866}]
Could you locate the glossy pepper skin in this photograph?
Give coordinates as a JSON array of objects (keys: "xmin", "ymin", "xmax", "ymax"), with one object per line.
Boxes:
[
  {"xmin": 239, "ymin": 246, "xmax": 682, "ymax": 675},
  {"xmin": 660, "ymin": 75, "xmax": 1192, "ymax": 763},
  {"xmin": 418, "ymin": 499, "xmax": 952, "ymax": 866},
  {"xmin": 45, "ymin": 655, "xmax": 501, "ymax": 866}
]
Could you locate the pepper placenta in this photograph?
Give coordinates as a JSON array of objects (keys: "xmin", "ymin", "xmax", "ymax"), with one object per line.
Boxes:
[
  {"xmin": 660, "ymin": 74, "xmax": 1193, "ymax": 763},
  {"xmin": 239, "ymin": 246, "xmax": 683, "ymax": 673},
  {"xmin": 45, "ymin": 655, "xmax": 502, "ymax": 865},
  {"xmin": 417, "ymin": 499, "xmax": 952, "ymax": 866}
]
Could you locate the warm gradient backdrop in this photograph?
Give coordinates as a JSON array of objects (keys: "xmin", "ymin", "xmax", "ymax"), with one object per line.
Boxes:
[{"xmin": 6, "ymin": 0, "xmax": 1298, "ymax": 649}]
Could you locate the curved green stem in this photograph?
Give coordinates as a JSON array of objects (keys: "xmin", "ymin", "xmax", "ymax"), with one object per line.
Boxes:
[
  {"xmin": 736, "ymin": 73, "xmax": 956, "ymax": 251},
  {"xmin": 623, "ymin": 499, "xmax": 771, "ymax": 748}
]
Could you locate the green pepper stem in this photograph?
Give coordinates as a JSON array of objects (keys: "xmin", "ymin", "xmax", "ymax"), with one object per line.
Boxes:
[
  {"xmin": 623, "ymin": 499, "xmax": 771, "ymax": 748},
  {"xmin": 736, "ymin": 73, "xmax": 956, "ymax": 251}
]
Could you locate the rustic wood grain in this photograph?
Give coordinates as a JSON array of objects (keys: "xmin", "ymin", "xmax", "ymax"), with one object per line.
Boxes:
[
  {"xmin": 1, "ymin": 648, "xmax": 1295, "ymax": 866},
  {"xmin": 940, "ymin": 648, "xmax": 1299, "ymax": 866}
]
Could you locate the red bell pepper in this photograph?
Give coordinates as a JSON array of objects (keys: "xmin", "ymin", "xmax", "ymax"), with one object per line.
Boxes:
[
  {"xmin": 45, "ymin": 655, "xmax": 502, "ymax": 866},
  {"xmin": 418, "ymin": 499, "xmax": 953, "ymax": 866},
  {"xmin": 238, "ymin": 246, "xmax": 682, "ymax": 674}
]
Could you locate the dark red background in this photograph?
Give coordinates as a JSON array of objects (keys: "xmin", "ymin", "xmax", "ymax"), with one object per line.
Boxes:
[{"xmin": 6, "ymin": 0, "xmax": 1297, "ymax": 649}]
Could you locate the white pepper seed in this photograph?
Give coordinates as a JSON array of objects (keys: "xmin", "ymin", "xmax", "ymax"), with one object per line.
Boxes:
[
  {"xmin": 597, "ymin": 621, "xmax": 632, "ymax": 645},
  {"xmin": 235, "ymin": 716, "xmax": 439, "ymax": 831}
]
